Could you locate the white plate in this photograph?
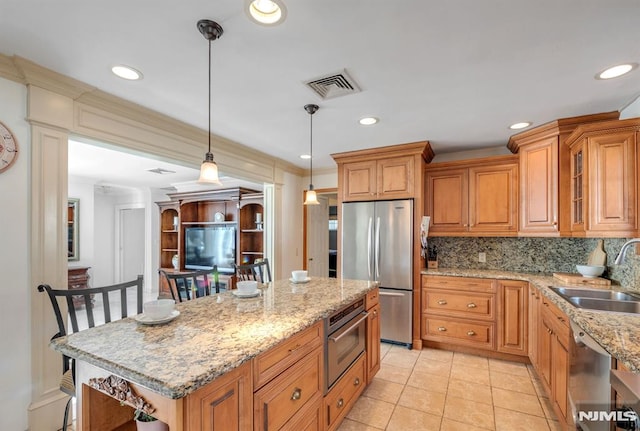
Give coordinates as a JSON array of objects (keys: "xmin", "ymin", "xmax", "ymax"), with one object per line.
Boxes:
[
  {"xmin": 134, "ymin": 310, "xmax": 180, "ymax": 325},
  {"xmin": 232, "ymin": 289, "xmax": 260, "ymax": 298},
  {"xmin": 214, "ymin": 212, "xmax": 225, "ymax": 222},
  {"xmin": 289, "ymin": 277, "xmax": 311, "ymax": 284}
]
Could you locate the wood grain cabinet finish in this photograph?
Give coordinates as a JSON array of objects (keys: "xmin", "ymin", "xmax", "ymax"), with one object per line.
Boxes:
[
  {"xmin": 517, "ymin": 137, "xmax": 560, "ymax": 235},
  {"xmin": 253, "ymin": 346, "xmax": 323, "ymax": 431},
  {"xmin": 425, "ymin": 156, "xmax": 518, "ymax": 236},
  {"xmin": 527, "ymin": 285, "xmax": 541, "ymax": 369},
  {"xmin": 324, "ymin": 354, "xmax": 366, "ymax": 431},
  {"xmin": 185, "ymin": 361, "xmax": 253, "ymax": 431},
  {"xmin": 365, "ymin": 288, "xmax": 380, "ymax": 384},
  {"xmin": 566, "ymin": 118, "xmax": 640, "ymax": 237},
  {"xmin": 340, "ymin": 156, "xmax": 415, "ymax": 201},
  {"xmin": 496, "ymin": 280, "xmax": 528, "ymax": 356}
]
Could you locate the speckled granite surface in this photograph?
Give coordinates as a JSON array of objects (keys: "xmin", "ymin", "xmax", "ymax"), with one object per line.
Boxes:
[
  {"xmin": 423, "ymin": 268, "xmax": 640, "ymax": 373},
  {"xmin": 51, "ymin": 277, "xmax": 376, "ymax": 399}
]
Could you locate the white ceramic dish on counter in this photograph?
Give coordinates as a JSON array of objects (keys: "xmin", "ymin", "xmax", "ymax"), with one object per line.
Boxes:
[
  {"xmin": 232, "ymin": 290, "xmax": 260, "ymax": 298},
  {"xmin": 289, "ymin": 277, "xmax": 311, "ymax": 284},
  {"xmin": 576, "ymin": 264, "xmax": 606, "ymax": 278},
  {"xmin": 134, "ymin": 310, "xmax": 180, "ymax": 325}
]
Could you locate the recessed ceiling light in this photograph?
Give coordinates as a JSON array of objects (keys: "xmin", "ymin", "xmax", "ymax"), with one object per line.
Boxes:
[
  {"xmin": 359, "ymin": 117, "xmax": 379, "ymax": 126},
  {"xmin": 300, "ymin": 154, "xmax": 311, "ymax": 160},
  {"xmin": 596, "ymin": 63, "xmax": 637, "ymax": 80},
  {"xmin": 509, "ymin": 122, "xmax": 532, "ymax": 130},
  {"xmin": 245, "ymin": 0, "xmax": 287, "ymax": 26},
  {"xmin": 111, "ymin": 65, "xmax": 143, "ymax": 80}
]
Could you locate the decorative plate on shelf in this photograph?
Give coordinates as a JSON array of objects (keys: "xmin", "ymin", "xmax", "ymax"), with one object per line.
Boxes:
[{"xmin": 214, "ymin": 212, "xmax": 225, "ymax": 222}]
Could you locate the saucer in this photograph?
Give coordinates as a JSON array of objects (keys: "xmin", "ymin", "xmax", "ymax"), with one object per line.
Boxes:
[
  {"xmin": 134, "ymin": 310, "xmax": 180, "ymax": 325},
  {"xmin": 289, "ymin": 277, "xmax": 311, "ymax": 284},
  {"xmin": 232, "ymin": 289, "xmax": 260, "ymax": 298}
]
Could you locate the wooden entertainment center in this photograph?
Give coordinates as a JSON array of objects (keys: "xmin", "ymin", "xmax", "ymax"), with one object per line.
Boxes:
[{"xmin": 156, "ymin": 187, "xmax": 263, "ymax": 297}]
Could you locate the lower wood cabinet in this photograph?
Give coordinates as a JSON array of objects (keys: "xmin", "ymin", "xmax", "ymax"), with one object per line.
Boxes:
[
  {"xmin": 254, "ymin": 346, "xmax": 323, "ymax": 431},
  {"xmin": 423, "ymin": 316, "xmax": 494, "ymax": 349},
  {"xmin": 538, "ymin": 295, "xmax": 570, "ymax": 424},
  {"xmin": 185, "ymin": 361, "xmax": 253, "ymax": 431},
  {"xmin": 496, "ymin": 280, "xmax": 528, "ymax": 356},
  {"xmin": 324, "ymin": 353, "xmax": 367, "ymax": 431},
  {"xmin": 366, "ymin": 288, "xmax": 380, "ymax": 384}
]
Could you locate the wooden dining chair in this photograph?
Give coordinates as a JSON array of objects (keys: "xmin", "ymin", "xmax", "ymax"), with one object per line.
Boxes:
[
  {"xmin": 234, "ymin": 258, "xmax": 272, "ymax": 284},
  {"xmin": 158, "ymin": 267, "xmax": 220, "ymax": 302},
  {"xmin": 38, "ymin": 275, "xmax": 144, "ymax": 431}
]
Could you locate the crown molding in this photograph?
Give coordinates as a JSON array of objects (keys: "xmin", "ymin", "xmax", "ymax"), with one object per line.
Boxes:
[{"xmin": 0, "ymin": 52, "xmax": 304, "ymax": 178}]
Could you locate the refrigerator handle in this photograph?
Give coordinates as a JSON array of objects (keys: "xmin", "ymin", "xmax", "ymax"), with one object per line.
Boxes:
[
  {"xmin": 367, "ymin": 217, "xmax": 373, "ymax": 279},
  {"xmin": 375, "ymin": 216, "xmax": 381, "ymax": 280}
]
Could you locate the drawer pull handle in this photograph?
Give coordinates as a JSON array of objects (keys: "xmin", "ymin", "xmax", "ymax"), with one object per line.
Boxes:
[
  {"xmin": 467, "ymin": 330, "xmax": 476, "ymax": 336},
  {"xmin": 337, "ymin": 398, "xmax": 344, "ymax": 408},
  {"xmin": 373, "ymin": 310, "xmax": 378, "ymax": 316},
  {"xmin": 354, "ymin": 377, "xmax": 360, "ymax": 386},
  {"xmin": 438, "ymin": 326, "xmax": 447, "ymax": 332},
  {"xmin": 467, "ymin": 303, "xmax": 477, "ymax": 308},
  {"xmin": 437, "ymin": 300, "xmax": 447, "ymax": 305},
  {"xmin": 291, "ymin": 388, "xmax": 302, "ymax": 401},
  {"xmin": 288, "ymin": 344, "xmax": 301, "ymax": 353}
]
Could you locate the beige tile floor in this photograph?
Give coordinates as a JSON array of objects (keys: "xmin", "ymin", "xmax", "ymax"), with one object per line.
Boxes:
[{"xmin": 337, "ymin": 343, "xmax": 562, "ymax": 431}]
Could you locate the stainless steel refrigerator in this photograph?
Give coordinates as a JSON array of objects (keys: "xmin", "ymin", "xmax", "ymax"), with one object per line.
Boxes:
[{"xmin": 341, "ymin": 200, "xmax": 413, "ymax": 347}]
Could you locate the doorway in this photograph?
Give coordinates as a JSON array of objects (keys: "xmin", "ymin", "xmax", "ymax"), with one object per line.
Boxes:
[{"xmin": 304, "ymin": 189, "xmax": 338, "ymax": 278}]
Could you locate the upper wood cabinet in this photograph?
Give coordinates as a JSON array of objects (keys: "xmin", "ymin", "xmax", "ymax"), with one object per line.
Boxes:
[
  {"xmin": 333, "ymin": 141, "xmax": 434, "ymax": 202},
  {"xmin": 425, "ymin": 156, "xmax": 518, "ymax": 236},
  {"xmin": 507, "ymin": 112, "xmax": 620, "ymax": 237},
  {"xmin": 566, "ymin": 118, "xmax": 640, "ymax": 237}
]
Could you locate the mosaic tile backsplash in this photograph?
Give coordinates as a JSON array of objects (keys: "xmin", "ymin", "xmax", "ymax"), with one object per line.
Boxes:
[{"xmin": 426, "ymin": 237, "xmax": 640, "ymax": 291}]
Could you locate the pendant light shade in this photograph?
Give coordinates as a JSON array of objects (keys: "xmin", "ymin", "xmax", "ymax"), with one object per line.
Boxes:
[
  {"xmin": 303, "ymin": 104, "xmax": 320, "ymax": 205},
  {"xmin": 197, "ymin": 19, "xmax": 223, "ymax": 185}
]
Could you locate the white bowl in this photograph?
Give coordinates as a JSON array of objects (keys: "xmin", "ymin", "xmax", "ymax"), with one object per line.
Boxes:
[
  {"xmin": 576, "ymin": 265, "xmax": 606, "ymax": 278},
  {"xmin": 291, "ymin": 270, "xmax": 308, "ymax": 282},
  {"xmin": 237, "ymin": 280, "xmax": 258, "ymax": 294},
  {"xmin": 143, "ymin": 299, "xmax": 175, "ymax": 319}
]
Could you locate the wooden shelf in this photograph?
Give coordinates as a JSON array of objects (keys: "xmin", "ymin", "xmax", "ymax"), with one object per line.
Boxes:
[
  {"xmin": 241, "ymin": 229, "xmax": 263, "ymax": 233},
  {"xmin": 162, "ymin": 248, "xmax": 178, "ymax": 253},
  {"xmin": 241, "ymin": 251, "xmax": 264, "ymax": 255},
  {"xmin": 182, "ymin": 221, "xmax": 237, "ymax": 226},
  {"xmin": 161, "ymin": 229, "xmax": 178, "ymax": 233}
]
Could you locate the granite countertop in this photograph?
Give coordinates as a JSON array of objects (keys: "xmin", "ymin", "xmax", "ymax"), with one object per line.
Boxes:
[
  {"xmin": 51, "ymin": 277, "xmax": 377, "ymax": 399},
  {"xmin": 423, "ymin": 268, "xmax": 640, "ymax": 372}
]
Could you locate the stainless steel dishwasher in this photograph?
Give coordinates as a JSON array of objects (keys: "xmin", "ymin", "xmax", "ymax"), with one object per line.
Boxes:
[{"xmin": 568, "ymin": 320, "xmax": 612, "ymax": 431}]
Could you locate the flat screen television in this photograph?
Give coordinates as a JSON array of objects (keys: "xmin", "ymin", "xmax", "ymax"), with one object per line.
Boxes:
[{"xmin": 184, "ymin": 225, "xmax": 236, "ymax": 273}]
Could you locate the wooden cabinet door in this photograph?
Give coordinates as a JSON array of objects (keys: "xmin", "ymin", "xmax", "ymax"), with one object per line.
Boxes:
[
  {"xmin": 366, "ymin": 303, "xmax": 381, "ymax": 384},
  {"xmin": 527, "ymin": 286, "xmax": 540, "ymax": 369},
  {"xmin": 185, "ymin": 361, "xmax": 253, "ymax": 431},
  {"xmin": 376, "ymin": 156, "xmax": 414, "ymax": 199},
  {"xmin": 570, "ymin": 142, "xmax": 586, "ymax": 234},
  {"xmin": 426, "ymin": 168, "xmax": 468, "ymax": 233},
  {"xmin": 496, "ymin": 280, "xmax": 528, "ymax": 356},
  {"xmin": 342, "ymin": 161, "xmax": 377, "ymax": 201},
  {"xmin": 587, "ymin": 130, "xmax": 637, "ymax": 235},
  {"xmin": 468, "ymin": 163, "xmax": 518, "ymax": 234},
  {"xmin": 552, "ymin": 330, "xmax": 570, "ymax": 422},
  {"xmin": 519, "ymin": 137, "xmax": 559, "ymax": 235},
  {"xmin": 538, "ymin": 309, "xmax": 553, "ymax": 390}
]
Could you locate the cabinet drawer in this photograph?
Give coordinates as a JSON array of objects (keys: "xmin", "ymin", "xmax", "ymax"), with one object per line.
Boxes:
[
  {"xmin": 324, "ymin": 353, "xmax": 366, "ymax": 431},
  {"xmin": 423, "ymin": 289, "xmax": 494, "ymax": 320},
  {"xmin": 253, "ymin": 321, "xmax": 323, "ymax": 389},
  {"xmin": 423, "ymin": 316, "xmax": 494, "ymax": 349},
  {"xmin": 365, "ymin": 288, "xmax": 379, "ymax": 309},
  {"xmin": 281, "ymin": 393, "xmax": 322, "ymax": 431},
  {"xmin": 254, "ymin": 346, "xmax": 322, "ymax": 431},
  {"xmin": 422, "ymin": 275, "xmax": 495, "ymax": 293},
  {"xmin": 541, "ymin": 298, "xmax": 570, "ymax": 341}
]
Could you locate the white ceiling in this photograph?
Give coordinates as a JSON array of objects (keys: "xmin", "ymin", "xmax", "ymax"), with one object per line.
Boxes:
[{"xmin": 3, "ymin": 0, "xmax": 640, "ymax": 173}]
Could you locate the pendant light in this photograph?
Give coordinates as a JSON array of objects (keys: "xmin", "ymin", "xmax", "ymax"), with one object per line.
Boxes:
[
  {"xmin": 303, "ymin": 104, "xmax": 320, "ymax": 205},
  {"xmin": 197, "ymin": 19, "xmax": 223, "ymax": 185}
]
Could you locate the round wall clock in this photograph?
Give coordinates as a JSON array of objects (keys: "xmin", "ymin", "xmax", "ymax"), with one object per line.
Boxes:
[{"xmin": 0, "ymin": 121, "xmax": 18, "ymax": 173}]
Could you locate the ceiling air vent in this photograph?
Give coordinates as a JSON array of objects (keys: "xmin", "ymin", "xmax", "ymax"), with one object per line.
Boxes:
[
  {"xmin": 147, "ymin": 168, "xmax": 176, "ymax": 175},
  {"xmin": 304, "ymin": 69, "xmax": 361, "ymax": 100}
]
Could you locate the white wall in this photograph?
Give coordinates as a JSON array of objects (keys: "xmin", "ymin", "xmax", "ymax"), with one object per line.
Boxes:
[
  {"xmin": 620, "ymin": 94, "xmax": 640, "ymax": 119},
  {"xmin": 0, "ymin": 78, "xmax": 30, "ymax": 430},
  {"xmin": 278, "ymin": 171, "xmax": 305, "ymax": 278},
  {"xmin": 93, "ymin": 190, "xmax": 117, "ymax": 286},
  {"xmin": 68, "ymin": 177, "xmax": 96, "ymax": 271}
]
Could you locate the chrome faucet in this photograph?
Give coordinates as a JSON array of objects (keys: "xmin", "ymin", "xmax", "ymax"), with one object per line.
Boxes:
[{"xmin": 614, "ymin": 238, "xmax": 640, "ymax": 265}]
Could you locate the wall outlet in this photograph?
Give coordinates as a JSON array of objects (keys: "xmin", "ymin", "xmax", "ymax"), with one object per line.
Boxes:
[{"xmin": 478, "ymin": 252, "xmax": 487, "ymax": 263}]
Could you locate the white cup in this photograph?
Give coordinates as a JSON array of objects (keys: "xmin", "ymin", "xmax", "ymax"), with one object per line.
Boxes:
[
  {"xmin": 291, "ymin": 270, "xmax": 308, "ymax": 282},
  {"xmin": 143, "ymin": 299, "xmax": 175, "ymax": 319},
  {"xmin": 237, "ymin": 280, "xmax": 258, "ymax": 294}
]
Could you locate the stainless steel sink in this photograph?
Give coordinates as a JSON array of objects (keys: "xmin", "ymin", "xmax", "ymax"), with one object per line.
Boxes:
[
  {"xmin": 549, "ymin": 286, "xmax": 640, "ymax": 314},
  {"xmin": 550, "ymin": 287, "xmax": 640, "ymax": 301},
  {"xmin": 567, "ymin": 297, "xmax": 640, "ymax": 313}
]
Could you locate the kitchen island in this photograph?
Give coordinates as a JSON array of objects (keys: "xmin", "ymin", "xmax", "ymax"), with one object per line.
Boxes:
[{"xmin": 51, "ymin": 277, "xmax": 379, "ymax": 431}]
